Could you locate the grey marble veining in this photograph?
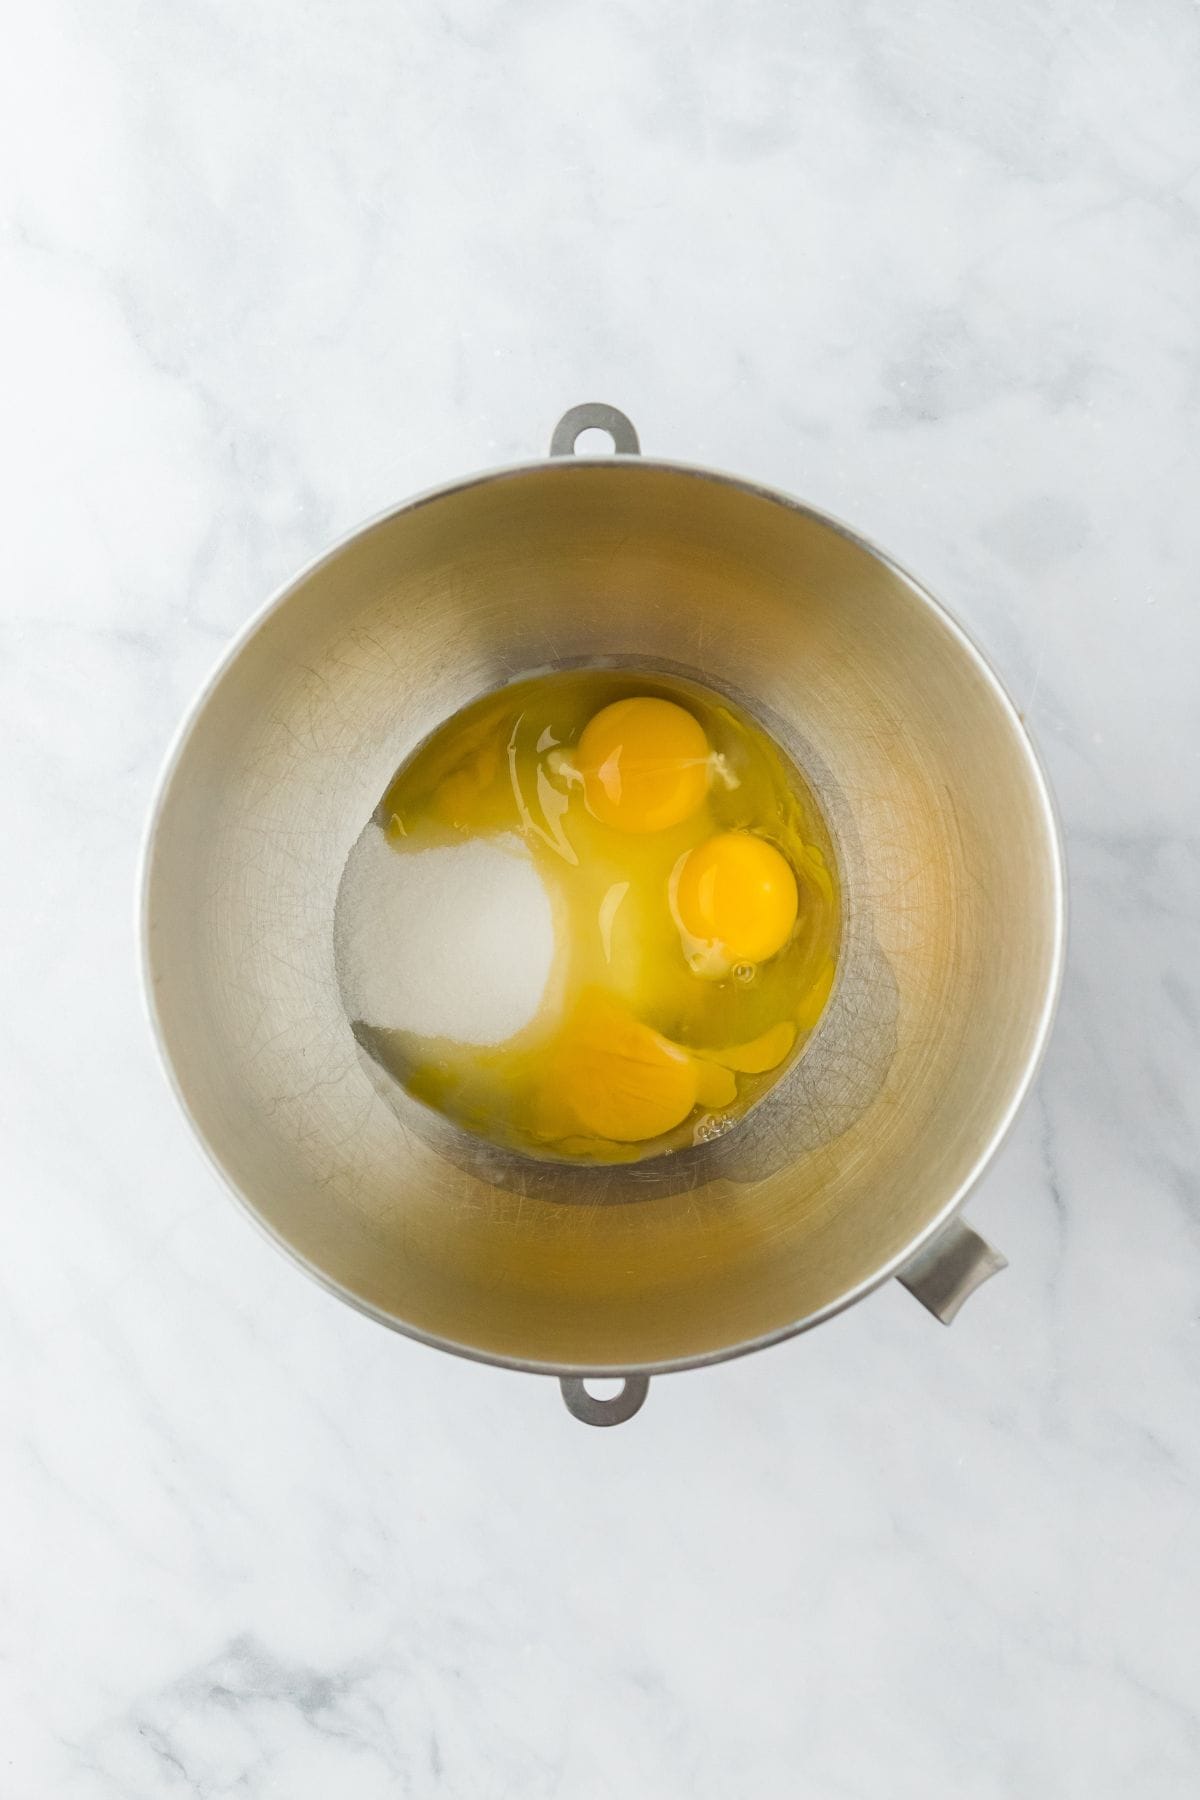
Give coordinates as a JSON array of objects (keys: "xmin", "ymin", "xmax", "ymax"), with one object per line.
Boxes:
[{"xmin": 2, "ymin": 1, "xmax": 1198, "ymax": 1794}]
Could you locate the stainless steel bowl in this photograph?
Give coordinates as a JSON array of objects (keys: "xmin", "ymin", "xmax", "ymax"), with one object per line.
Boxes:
[{"xmin": 142, "ymin": 403, "xmax": 1065, "ymax": 1426}]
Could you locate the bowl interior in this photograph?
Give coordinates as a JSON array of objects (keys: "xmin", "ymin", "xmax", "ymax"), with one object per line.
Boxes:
[{"xmin": 144, "ymin": 461, "xmax": 1062, "ymax": 1371}]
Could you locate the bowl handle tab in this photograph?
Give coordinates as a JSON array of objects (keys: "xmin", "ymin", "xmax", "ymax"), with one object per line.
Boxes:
[
  {"xmin": 559, "ymin": 1374, "xmax": 650, "ymax": 1427},
  {"xmin": 897, "ymin": 1217, "xmax": 1008, "ymax": 1324},
  {"xmin": 550, "ymin": 402, "xmax": 641, "ymax": 458}
]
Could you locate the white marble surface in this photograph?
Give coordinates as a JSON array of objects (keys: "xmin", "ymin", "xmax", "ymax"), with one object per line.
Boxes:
[{"xmin": 3, "ymin": 2, "xmax": 1199, "ymax": 1793}]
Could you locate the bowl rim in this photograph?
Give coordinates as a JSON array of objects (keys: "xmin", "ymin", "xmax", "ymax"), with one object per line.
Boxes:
[{"xmin": 138, "ymin": 450, "xmax": 1068, "ymax": 1379}]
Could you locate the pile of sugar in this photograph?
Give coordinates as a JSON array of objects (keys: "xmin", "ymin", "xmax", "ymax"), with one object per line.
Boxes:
[{"xmin": 335, "ymin": 826, "xmax": 555, "ymax": 1045}]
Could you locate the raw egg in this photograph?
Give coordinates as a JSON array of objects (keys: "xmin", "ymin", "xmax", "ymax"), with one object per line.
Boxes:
[
  {"xmin": 545, "ymin": 991, "xmax": 699, "ymax": 1143},
  {"xmin": 335, "ymin": 669, "xmax": 841, "ymax": 1163},
  {"xmin": 576, "ymin": 696, "xmax": 710, "ymax": 833},
  {"xmin": 672, "ymin": 830, "xmax": 799, "ymax": 972}
]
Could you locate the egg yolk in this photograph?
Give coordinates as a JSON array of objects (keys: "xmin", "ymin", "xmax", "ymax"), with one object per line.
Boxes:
[
  {"xmin": 699, "ymin": 1020, "xmax": 797, "ymax": 1074},
  {"xmin": 432, "ymin": 738, "xmax": 502, "ymax": 830},
  {"xmin": 576, "ymin": 697, "xmax": 709, "ymax": 834},
  {"xmin": 547, "ymin": 992, "xmax": 699, "ymax": 1142},
  {"xmin": 674, "ymin": 831, "xmax": 799, "ymax": 965}
]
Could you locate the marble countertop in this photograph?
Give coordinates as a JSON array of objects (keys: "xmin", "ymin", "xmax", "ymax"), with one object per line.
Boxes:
[{"xmin": 4, "ymin": 2, "xmax": 1199, "ymax": 1794}]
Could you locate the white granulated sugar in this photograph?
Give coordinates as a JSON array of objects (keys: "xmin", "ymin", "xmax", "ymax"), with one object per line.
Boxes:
[{"xmin": 335, "ymin": 826, "xmax": 554, "ymax": 1045}]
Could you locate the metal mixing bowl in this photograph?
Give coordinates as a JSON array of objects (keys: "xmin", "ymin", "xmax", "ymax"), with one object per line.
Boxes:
[{"xmin": 142, "ymin": 403, "xmax": 1065, "ymax": 1425}]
